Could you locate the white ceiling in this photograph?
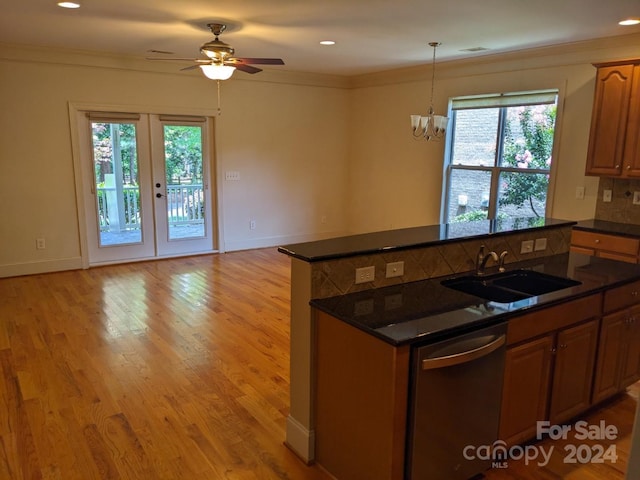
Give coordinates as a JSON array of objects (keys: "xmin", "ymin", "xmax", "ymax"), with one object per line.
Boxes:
[{"xmin": 1, "ymin": 0, "xmax": 639, "ymax": 76}]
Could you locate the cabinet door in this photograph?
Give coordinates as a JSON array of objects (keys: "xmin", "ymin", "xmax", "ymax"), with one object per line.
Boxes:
[
  {"xmin": 499, "ymin": 334, "xmax": 554, "ymax": 446},
  {"xmin": 623, "ymin": 65, "xmax": 640, "ymax": 177},
  {"xmin": 585, "ymin": 64, "xmax": 634, "ymax": 176},
  {"xmin": 619, "ymin": 305, "xmax": 640, "ymax": 388},
  {"xmin": 592, "ymin": 313, "xmax": 626, "ymax": 404},
  {"xmin": 549, "ymin": 320, "xmax": 599, "ymax": 425}
]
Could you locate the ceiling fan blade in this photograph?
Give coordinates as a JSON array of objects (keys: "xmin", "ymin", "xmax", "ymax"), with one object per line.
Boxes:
[
  {"xmin": 180, "ymin": 64, "xmax": 203, "ymax": 71},
  {"xmin": 233, "ymin": 57, "xmax": 285, "ymax": 65},
  {"xmin": 147, "ymin": 57, "xmax": 213, "ymax": 66},
  {"xmin": 234, "ymin": 63, "xmax": 263, "ymax": 74}
]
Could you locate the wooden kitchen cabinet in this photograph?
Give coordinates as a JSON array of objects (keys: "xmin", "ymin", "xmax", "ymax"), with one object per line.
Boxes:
[
  {"xmin": 570, "ymin": 229, "xmax": 639, "ymax": 264},
  {"xmin": 499, "ymin": 334, "xmax": 554, "ymax": 446},
  {"xmin": 548, "ymin": 320, "xmax": 599, "ymax": 424},
  {"xmin": 499, "ymin": 295, "xmax": 601, "ymax": 446},
  {"xmin": 585, "ymin": 60, "xmax": 640, "ymax": 177},
  {"xmin": 593, "ymin": 282, "xmax": 640, "ymax": 404}
]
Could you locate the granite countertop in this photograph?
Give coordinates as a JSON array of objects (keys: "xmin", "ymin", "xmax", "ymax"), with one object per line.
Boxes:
[
  {"xmin": 310, "ymin": 252, "xmax": 640, "ymax": 347},
  {"xmin": 574, "ymin": 219, "xmax": 640, "ymax": 238},
  {"xmin": 278, "ymin": 217, "xmax": 574, "ymax": 262}
]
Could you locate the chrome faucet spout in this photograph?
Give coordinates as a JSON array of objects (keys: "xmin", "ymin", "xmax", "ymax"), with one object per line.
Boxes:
[
  {"xmin": 476, "ymin": 247, "xmax": 499, "ymax": 275},
  {"xmin": 498, "ymin": 251, "xmax": 508, "ymax": 272}
]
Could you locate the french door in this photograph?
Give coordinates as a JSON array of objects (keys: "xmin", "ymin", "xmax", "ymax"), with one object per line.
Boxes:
[{"xmin": 78, "ymin": 111, "xmax": 216, "ymax": 265}]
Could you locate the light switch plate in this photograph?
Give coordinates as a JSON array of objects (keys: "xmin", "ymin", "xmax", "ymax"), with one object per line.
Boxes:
[
  {"xmin": 534, "ymin": 238, "xmax": 547, "ymax": 251},
  {"xmin": 385, "ymin": 261, "xmax": 404, "ymax": 278},
  {"xmin": 521, "ymin": 240, "xmax": 534, "ymax": 254},
  {"xmin": 634, "ymin": 192, "xmax": 640, "ymax": 205},
  {"xmin": 603, "ymin": 189, "xmax": 612, "ymax": 202}
]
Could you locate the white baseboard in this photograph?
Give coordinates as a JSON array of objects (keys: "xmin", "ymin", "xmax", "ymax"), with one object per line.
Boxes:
[
  {"xmin": 0, "ymin": 256, "xmax": 83, "ymax": 278},
  {"xmin": 285, "ymin": 415, "xmax": 315, "ymax": 463},
  {"xmin": 224, "ymin": 230, "xmax": 345, "ymax": 252}
]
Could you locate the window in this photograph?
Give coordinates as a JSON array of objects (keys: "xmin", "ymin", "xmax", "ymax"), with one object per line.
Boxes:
[{"xmin": 442, "ymin": 91, "xmax": 558, "ymax": 225}]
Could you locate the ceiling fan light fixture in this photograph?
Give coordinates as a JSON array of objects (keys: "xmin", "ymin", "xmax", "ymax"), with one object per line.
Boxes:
[{"xmin": 199, "ymin": 64, "xmax": 236, "ymax": 80}]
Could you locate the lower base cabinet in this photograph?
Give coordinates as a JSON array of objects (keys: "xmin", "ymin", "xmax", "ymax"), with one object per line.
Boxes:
[
  {"xmin": 593, "ymin": 304, "xmax": 640, "ymax": 403},
  {"xmin": 498, "ymin": 295, "xmax": 601, "ymax": 447}
]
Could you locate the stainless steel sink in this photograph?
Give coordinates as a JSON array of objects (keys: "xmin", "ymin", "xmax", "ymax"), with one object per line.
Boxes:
[{"xmin": 441, "ymin": 269, "xmax": 581, "ymax": 303}]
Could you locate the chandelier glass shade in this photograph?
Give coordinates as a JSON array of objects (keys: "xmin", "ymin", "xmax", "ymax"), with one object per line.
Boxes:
[
  {"xmin": 199, "ymin": 64, "xmax": 236, "ymax": 80},
  {"xmin": 411, "ymin": 42, "xmax": 448, "ymax": 141}
]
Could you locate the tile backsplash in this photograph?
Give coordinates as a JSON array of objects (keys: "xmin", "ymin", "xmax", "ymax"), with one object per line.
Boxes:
[
  {"xmin": 596, "ymin": 178, "xmax": 640, "ymax": 224},
  {"xmin": 310, "ymin": 225, "xmax": 572, "ymax": 299}
]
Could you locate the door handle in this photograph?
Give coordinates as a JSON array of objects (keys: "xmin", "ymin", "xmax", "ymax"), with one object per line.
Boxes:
[{"xmin": 421, "ymin": 334, "xmax": 506, "ymax": 370}]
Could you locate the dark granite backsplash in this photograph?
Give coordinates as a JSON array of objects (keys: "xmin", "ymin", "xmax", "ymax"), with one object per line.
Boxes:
[{"xmin": 596, "ymin": 178, "xmax": 640, "ymax": 224}]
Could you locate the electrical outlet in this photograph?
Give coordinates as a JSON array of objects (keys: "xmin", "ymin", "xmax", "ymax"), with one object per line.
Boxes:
[
  {"xmin": 355, "ymin": 266, "xmax": 375, "ymax": 284},
  {"xmin": 534, "ymin": 238, "xmax": 547, "ymax": 251},
  {"xmin": 575, "ymin": 186, "xmax": 585, "ymax": 200},
  {"xmin": 249, "ymin": 220, "xmax": 256, "ymax": 230},
  {"xmin": 634, "ymin": 192, "xmax": 640, "ymax": 205},
  {"xmin": 603, "ymin": 189, "xmax": 612, "ymax": 202},
  {"xmin": 225, "ymin": 171, "xmax": 240, "ymax": 181},
  {"xmin": 520, "ymin": 240, "xmax": 534, "ymax": 254},
  {"xmin": 385, "ymin": 261, "xmax": 404, "ymax": 278},
  {"xmin": 36, "ymin": 238, "xmax": 46, "ymax": 250}
]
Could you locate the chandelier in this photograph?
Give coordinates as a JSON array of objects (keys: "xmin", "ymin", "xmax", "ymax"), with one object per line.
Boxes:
[{"xmin": 411, "ymin": 42, "xmax": 448, "ymax": 141}]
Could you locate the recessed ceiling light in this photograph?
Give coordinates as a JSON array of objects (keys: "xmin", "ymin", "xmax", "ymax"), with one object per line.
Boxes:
[
  {"xmin": 57, "ymin": 2, "xmax": 81, "ymax": 8},
  {"xmin": 619, "ymin": 18, "xmax": 640, "ymax": 26},
  {"xmin": 319, "ymin": 40, "xmax": 336, "ymax": 46}
]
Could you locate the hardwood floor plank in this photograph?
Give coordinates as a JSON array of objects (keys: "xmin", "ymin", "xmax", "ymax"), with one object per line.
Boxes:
[{"xmin": 0, "ymin": 248, "xmax": 637, "ymax": 479}]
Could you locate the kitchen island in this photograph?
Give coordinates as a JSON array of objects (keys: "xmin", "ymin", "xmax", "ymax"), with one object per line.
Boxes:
[{"xmin": 278, "ymin": 218, "xmax": 640, "ymax": 479}]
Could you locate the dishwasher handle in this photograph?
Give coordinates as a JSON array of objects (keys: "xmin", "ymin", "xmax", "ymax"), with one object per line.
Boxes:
[{"xmin": 421, "ymin": 334, "xmax": 506, "ymax": 370}]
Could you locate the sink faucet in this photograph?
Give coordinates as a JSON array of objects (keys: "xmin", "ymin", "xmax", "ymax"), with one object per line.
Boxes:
[
  {"xmin": 476, "ymin": 245, "xmax": 499, "ymax": 275},
  {"xmin": 498, "ymin": 251, "xmax": 508, "ymax": 272}
]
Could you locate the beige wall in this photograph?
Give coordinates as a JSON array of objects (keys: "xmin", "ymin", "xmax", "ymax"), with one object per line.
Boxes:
[
  {"xmin": 0, "ymin": 45, "xmax": 350, "ymax": 276},
  {"xmin": 346, "ymin": 33, "xmax": 640, "ymax": 233},
  {"xmin": 2, "ymin": 33, "xmax": 640, "ymax": 277}
]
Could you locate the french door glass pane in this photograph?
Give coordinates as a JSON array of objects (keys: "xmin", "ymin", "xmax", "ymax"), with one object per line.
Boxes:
[
  {"xmin": 163, "ymin": 125, "xmax": 205, "ymax": 240},
  {"xmin": 91, "ymin": 122, "xmax": 142, "ymax": 246},
  {"xmin": 451, "ymin": 108, "xmax": 499, "ymax": 167},
  {"xmin": 447, "ymin": 169, "xmax": 492, "ymax": 222},
  {"xmin": 497, "ymin": 171, "xmax": 549, "ymax": 221}
]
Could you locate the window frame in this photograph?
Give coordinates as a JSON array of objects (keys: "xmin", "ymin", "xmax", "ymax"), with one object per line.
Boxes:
[{"xmin": 441, "ymin": 90, "xmax": 560, "ymax": 223}]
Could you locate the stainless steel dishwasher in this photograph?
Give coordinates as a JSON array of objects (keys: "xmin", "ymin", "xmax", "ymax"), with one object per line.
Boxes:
[{"xmin": 406, "ymin": 322, "xmax": 507, "ymax": 480}]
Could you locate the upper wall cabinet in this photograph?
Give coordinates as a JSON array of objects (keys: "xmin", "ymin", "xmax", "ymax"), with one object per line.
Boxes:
[{"xmin": 585, "ymin": 60, "xmax": 640, "ymax": 177}]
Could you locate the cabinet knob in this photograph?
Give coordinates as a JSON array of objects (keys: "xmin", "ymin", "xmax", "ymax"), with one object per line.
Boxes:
[
  {"xmin": 616, "ymin": 164, "xmax": 620, "ymax": 169},
  {"xmin": 632, "ymin": 291, "xmax": 638, "ymax": 297},
  {"xmin": 560, "ymin": 344, "xmax": 568, "ymax": 349},
  {"xmin": 550, "ymin": 347, "xmax": 557, "ymax": 354},
  {"xmin": 594, "ymin": 239, "xmax": 600, "ymax": 244},
  {"xmin": 627, "ymin": 165, "xmax": 632, "ymax": 170}
]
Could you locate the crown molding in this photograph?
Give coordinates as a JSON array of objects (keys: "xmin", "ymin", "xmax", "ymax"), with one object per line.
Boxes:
[
  {"xmin": 348, "ymin": 32, "xmax": 640, "ymax": 88},
  {"xmin": 0, "ymin": 42, "xmax": 350, "ymax": 89}
]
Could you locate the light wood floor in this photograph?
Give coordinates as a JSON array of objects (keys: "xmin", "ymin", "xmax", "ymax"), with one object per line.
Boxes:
[{"xmin": 0, "ymin": 248, "xmax": 637, "ymax": 479}]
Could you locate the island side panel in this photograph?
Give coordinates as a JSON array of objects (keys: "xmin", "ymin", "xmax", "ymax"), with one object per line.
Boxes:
[
  {"xmin": 315, "ymin": 310, "xmax": 410, "ymax": 480},
  {"xmin": 286, "ymin": 257, "xmax": 315, "ymax": 462}
]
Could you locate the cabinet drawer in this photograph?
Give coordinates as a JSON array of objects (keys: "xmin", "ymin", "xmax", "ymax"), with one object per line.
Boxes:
[
  {"xmin": 571, "ymin": 230, "xmax": 640, "ymax": 257},
  {"xmin": 507, "ymin": 295, "xmax": 602, "ymax": 346},
  {"xmin": 603, "ymin": 280, "xmax": 640, "ymax": 313}
]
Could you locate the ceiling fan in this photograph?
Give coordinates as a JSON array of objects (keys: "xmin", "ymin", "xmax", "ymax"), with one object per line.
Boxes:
[{"xmin": 147, "ymin": 23, "xmax": 285, "ymax": 80}]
